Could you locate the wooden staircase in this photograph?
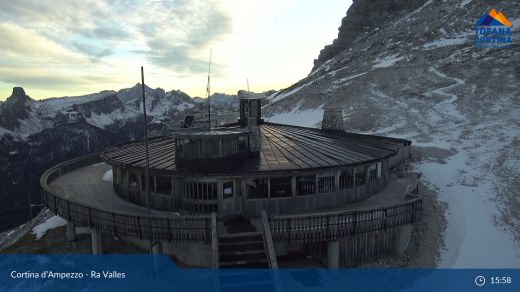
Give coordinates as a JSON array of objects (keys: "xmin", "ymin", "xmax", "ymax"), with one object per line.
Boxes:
[
  {"xmin": 218, "ymin": 217, "xmax": 269, "ymax": 268},
  {"xmin": 213, "ymin": 216, "xmax": 280, "ymax": 292}
]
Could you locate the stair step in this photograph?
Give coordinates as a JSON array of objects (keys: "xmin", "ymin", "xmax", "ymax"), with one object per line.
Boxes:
[
  {"xmin": 219, "ymin": 242, "xmax": 264, "ymax": 252},
  {"xmin": 220, "ymin": 251, "xmax": 267, "ymax": 262},
  {"xmin": 219, "ymin": 259, "xmax": 269, "ymax": 268},
  {"xmin": 219, "ymin": 234, "xmax": 263, "ymax": 244}
]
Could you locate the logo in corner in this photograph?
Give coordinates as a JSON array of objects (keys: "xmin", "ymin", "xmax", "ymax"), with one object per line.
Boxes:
[{"xmin": 474, "ymin": 8, "xmax": 512, "ymax": 48}]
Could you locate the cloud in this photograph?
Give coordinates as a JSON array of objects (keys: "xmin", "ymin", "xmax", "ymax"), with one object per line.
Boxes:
[
  {"xmin": 72, "ymin": 41, "xmax": 113, "ymax": 59},
  {"xmin": 0, "ymin": 0, "xmax": 232, "ymax": 88},
  {"xmin": 0, "ymin": 22, "xmax": 85, "ymax": 65},
  {"xmin": 132, "ymin": 0, "xmax": 232, "ymax": 73}
]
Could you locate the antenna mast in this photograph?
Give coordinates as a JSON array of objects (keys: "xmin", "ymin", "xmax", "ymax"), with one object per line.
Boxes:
[
  {"xmin": 247, "ymin": 78, "xmax": 250, "ymax": 92},
  {"xmin": 207, "ymin": 49, "xmax": 212, "ymax": 130},
  {"xmin": 141, "ymin": 66, "xmax": 151, "ymax": 215}
]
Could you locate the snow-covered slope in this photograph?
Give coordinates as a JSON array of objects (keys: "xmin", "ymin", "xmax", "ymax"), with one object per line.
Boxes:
[
  {"xmin": 0, "ymin": 84, "xmax": 213, "ymax": 232},
  {"xmin": 264, "ymin": 0, "xmax": 520, "ymax": 267},
  {"xmin": 0, "ymin": 84, "xmax": 198, "ymax": 139}
]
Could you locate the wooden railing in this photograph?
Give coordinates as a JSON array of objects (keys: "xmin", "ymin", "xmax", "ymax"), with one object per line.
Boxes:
[
  {"xmin": 40, "ymin": 154, "xmax": 212, "ymax": 242},
  {"xmin": 261, "ymin": 210, "xmax": 278, "ymax": 269},
  {"xmin": 268, "ymin": 198, "xmax": 422, "ymax": 243}
]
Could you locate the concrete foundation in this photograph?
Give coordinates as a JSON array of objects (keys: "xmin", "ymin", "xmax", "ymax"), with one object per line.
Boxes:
[
  {"xmin": 91, "ymin": 229, "xmax": 103, "ymax": 255},
  {"xmin": 151, "ymin": 241, "xmax": 163, "ymax": 272},
  {"xmin": 327, "ymin": 241, "xmax": 339, "ymax": 268},
  {"xmin": 66, "ymin": 221, "xmax": 76, "ymax": 242}
]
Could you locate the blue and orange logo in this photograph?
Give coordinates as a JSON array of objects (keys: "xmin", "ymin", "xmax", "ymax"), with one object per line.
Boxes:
[{"xmin": 474, "ymin": 8, "xmax": 513, "ymax": 48}]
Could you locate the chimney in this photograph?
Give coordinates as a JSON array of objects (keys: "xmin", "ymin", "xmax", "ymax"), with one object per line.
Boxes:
[
  {"xmin": 237, "ymin": 90, "xmax": 265, "ymax": 156},
  {"xmin": 238, "ymin": 90, "xmax": 265, "ymax": 126},
  {"xmin": 321, "ymin": 107, "xmax": 344, "ymax": 131}
]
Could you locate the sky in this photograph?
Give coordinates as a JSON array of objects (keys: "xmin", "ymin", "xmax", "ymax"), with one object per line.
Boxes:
[{"xmin": 0, "ymin": 0, "xmax": 352, "ymax": 100}]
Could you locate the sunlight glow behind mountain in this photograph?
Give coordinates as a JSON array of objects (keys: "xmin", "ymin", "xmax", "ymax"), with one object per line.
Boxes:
[{"xmin": 0, "ymin": 0, "xmax": 352, "ymax": 100}]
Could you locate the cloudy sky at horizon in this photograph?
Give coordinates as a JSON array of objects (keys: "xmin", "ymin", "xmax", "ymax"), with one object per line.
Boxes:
[{"xmin": 0, "ymin": 0, "xmax": 352, "ymax": 100}]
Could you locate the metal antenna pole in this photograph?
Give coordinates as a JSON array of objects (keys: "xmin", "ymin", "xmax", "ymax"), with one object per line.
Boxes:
[
  {"xmin": 207, "ymin": 49, "xmax": 212, "ymax": 130},
  {"xmin": 141, "ymin": 66, "xmax": 151, "ymax": 215},
  {"xmin": 27, "ymin": 192, "xmax": 33, "ymax": 218},
  {"xmin": 247, "ymin": 78, "xmax": 250, "ymax": 92}
]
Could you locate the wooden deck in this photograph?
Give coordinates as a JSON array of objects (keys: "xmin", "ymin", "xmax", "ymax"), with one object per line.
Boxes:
[{"xmin": 41, "ymin": 155, "xmax": 421, "ymax": 250}]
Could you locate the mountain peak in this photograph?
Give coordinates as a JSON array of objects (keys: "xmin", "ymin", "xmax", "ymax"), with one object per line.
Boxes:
[
  {"xmin": 0, "ymin": 87, "xmax": 33, "ymax": 131},
  {"xmin": 7, "ymin": 87, "xmax": 32, "ymax": 105}
]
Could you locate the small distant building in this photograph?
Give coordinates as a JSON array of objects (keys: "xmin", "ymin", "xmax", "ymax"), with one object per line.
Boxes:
[{"xmin": 41, "ymin": 90, "xmax": 421, "ymax": 269}]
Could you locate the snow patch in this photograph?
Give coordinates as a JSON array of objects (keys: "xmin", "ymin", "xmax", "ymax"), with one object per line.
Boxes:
[
  {"xmin": 372, "ymin": 54, "xmax": 404, "ymax": 69},
  {"xmin": 410, "ymin": 0, "xmax": 433, "ymax": 16},
  {"xmin": 333, "ymin": 72, "xmax": 368, "ymax": 85},
  {"xmin": 32, "ymin": 216, "xmax": 67, "ymax": 240},
  {"xmin": 422, "ymin": 37, "xmax": 467, "ymax": 50},
  {"xmin": 459, "ymin": 0, "xmax": 473, "ymax": 7},
  {"xmin": 267, "ymin": 101, "xmax": 325, "ymax": 128},
  {"xmin": 103, "ymin": 169, "xmax": 113, "ymax": 183}
]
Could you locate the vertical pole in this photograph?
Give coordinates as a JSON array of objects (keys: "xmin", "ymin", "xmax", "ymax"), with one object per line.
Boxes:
[
  {"xmin": 207, "ymin": 49, "xmax": 212, "ymax": 130},
  {"xmin": 27, "ymin": 192, "xmax": 33, "ymax": 218},
  {"xmin": 141, "ymin": 67, "xmax": 154, "ymax": 271},
  {"xmin": 141, "ymin": 66, "xmax": 151, "ymax": 215}
]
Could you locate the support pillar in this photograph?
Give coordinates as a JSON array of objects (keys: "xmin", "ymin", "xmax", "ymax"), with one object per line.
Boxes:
[
  {"xmin": 91, "ymin": 229, "xmax": 103, "ymax": 255},
  {"xmin": 151, "ymin": 241, "xmax": 163, "ymax": 273},
  {"xmin": 66, "ymin": 221, "xmax": 76, "ymax": 242},
  {"xmin": 334, "ymin": 170, "xmax": 341, "ymax": 191},
  {"xmin": 327, "ymin": 241, "xmax": 340, "ymax": 268}
]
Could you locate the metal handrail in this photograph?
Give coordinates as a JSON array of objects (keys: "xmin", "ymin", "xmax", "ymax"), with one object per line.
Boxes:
[
  {"xmin": 261, "ymin": 210, "xmax": 278, "ymax": 269},
  {"xmin": 40, "ymin": 154, "xmax": 212, "ymax": 242},
  {"xmin": 268, "ymin": 198, "xmax": 422, "ymax": 242}
]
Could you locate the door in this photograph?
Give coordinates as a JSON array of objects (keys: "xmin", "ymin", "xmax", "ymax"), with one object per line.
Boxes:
[{"xmin": 219, "ymin": 180, "xmax": 237, "ymax": 216}]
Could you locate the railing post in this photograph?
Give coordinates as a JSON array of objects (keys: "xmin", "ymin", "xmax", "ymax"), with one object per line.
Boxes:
[
  {"xmin": 261, "ymin": 210, "xmax": 278, "ymax": 269},
  {"xmin": 211, "ymin": 212, "xmax": 218, "ymax": 269}
]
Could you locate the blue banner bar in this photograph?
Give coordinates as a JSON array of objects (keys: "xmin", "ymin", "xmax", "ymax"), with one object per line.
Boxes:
[{"xmin": 0, "ymin": 255, "xmax": 518, "ymax": 292}]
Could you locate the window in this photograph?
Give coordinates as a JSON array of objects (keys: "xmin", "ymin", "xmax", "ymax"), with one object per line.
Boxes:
[
  {"xmin": 238, "ymin": 136, "xmax": 247, "ymax": 151},
  {"xmin": 183, "ymin": 181, "xmax": 217, "ymax": 201},
  {"xmin": 247, "ymin": 178, "xmax": 268, "ymax": 198},
  {"xmin": 355, "ymin": 169, "xmax": 366, "ymax": 186},
  {"xmin": 141, "ymin": 174, "xmax": 155, "ymax": 192},
  {"xmin": 369, "ymin": 169, "xmax": 377, "ymax": 182},
  {"xmin": 296, "ymin": 174, "xmax": 316, "ymax": 195},
  {"xmin": 223, "ymin": 182, "xmax": 234, "ymax": 199},
  {"xmin": 270, "ymin": 176, "xmax": 291, "ymax": 197},
  {"xmin": 129, "ymin": 172, "xmax": 139, "ymax": 189},
  {"xmin": 368, "ymin": 164, "xmax": 378, "ymax": 183},
  {"xmin": 201, "ymin": 139, "xmax": 219, "ymax": 158},
  {"xmin": 156, "ymin": 176, "xmax": 172, "ymax": 194},
  {"xmin": 339, "ymin": 170, "xmax": 353, "ymax": 189},
  {"xmin": 208, "ymin": 183, "xmax": 217, "ymax": 200},
  {"xmin": 221, "ymin": 139, "xmax": 237, "ymax": 156},
  {"xmin": 318, "ymin": 172, "xmax": 335, "ymax": 193}
]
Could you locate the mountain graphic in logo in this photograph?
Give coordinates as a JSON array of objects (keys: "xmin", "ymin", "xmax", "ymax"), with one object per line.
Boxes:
[{"xmin": 476, "ymin": 8, "xmax": 511, "ymax": 27}]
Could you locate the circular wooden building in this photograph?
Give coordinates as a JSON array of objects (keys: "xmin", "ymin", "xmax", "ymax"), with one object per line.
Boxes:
[{"xmin": 41, "ymin": 90, "xmax": 421, "ymax": 268}]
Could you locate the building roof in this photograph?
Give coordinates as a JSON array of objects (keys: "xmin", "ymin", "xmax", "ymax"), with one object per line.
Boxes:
[
  {"xmin": 168, "ymin": 126, "xmax": 250, "ymax": 139},
  {"xmin": 101, "ymin": 122, "xmax": 410, "ymax": 175}
]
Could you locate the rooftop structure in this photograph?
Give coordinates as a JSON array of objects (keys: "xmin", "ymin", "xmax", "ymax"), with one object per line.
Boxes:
[{"xmin": 41, "ymin": 91, "xmax": 421, "ymax": 269}]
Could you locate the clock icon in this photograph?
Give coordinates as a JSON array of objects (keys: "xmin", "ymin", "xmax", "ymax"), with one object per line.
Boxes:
[{"xmin": 475, "ymin": 275, "xmax": 486, "ymax": 287}]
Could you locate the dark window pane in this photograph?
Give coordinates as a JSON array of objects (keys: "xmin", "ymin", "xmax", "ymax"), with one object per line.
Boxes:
[
  {"xmin": 296, "ymin": 175, "xmax": 316, "ymax": 195},
  {"xmin": 270, "ymin": 177, "xmax": 291, "ymax": 197}
]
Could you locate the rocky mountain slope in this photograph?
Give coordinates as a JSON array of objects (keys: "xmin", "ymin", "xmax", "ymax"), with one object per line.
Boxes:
[
  {"xmin": 264, "ymin": 0, "xmax": 520, "ymax": 268},
  {"xmin": 0, "ymin": 86, "xmax": 237, "ymax": 231}
]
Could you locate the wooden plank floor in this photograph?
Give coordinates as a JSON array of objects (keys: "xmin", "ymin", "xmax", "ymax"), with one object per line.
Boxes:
[{"xmin": 48, "ymin": 163, "xmax": 179, "ymax": 218}]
